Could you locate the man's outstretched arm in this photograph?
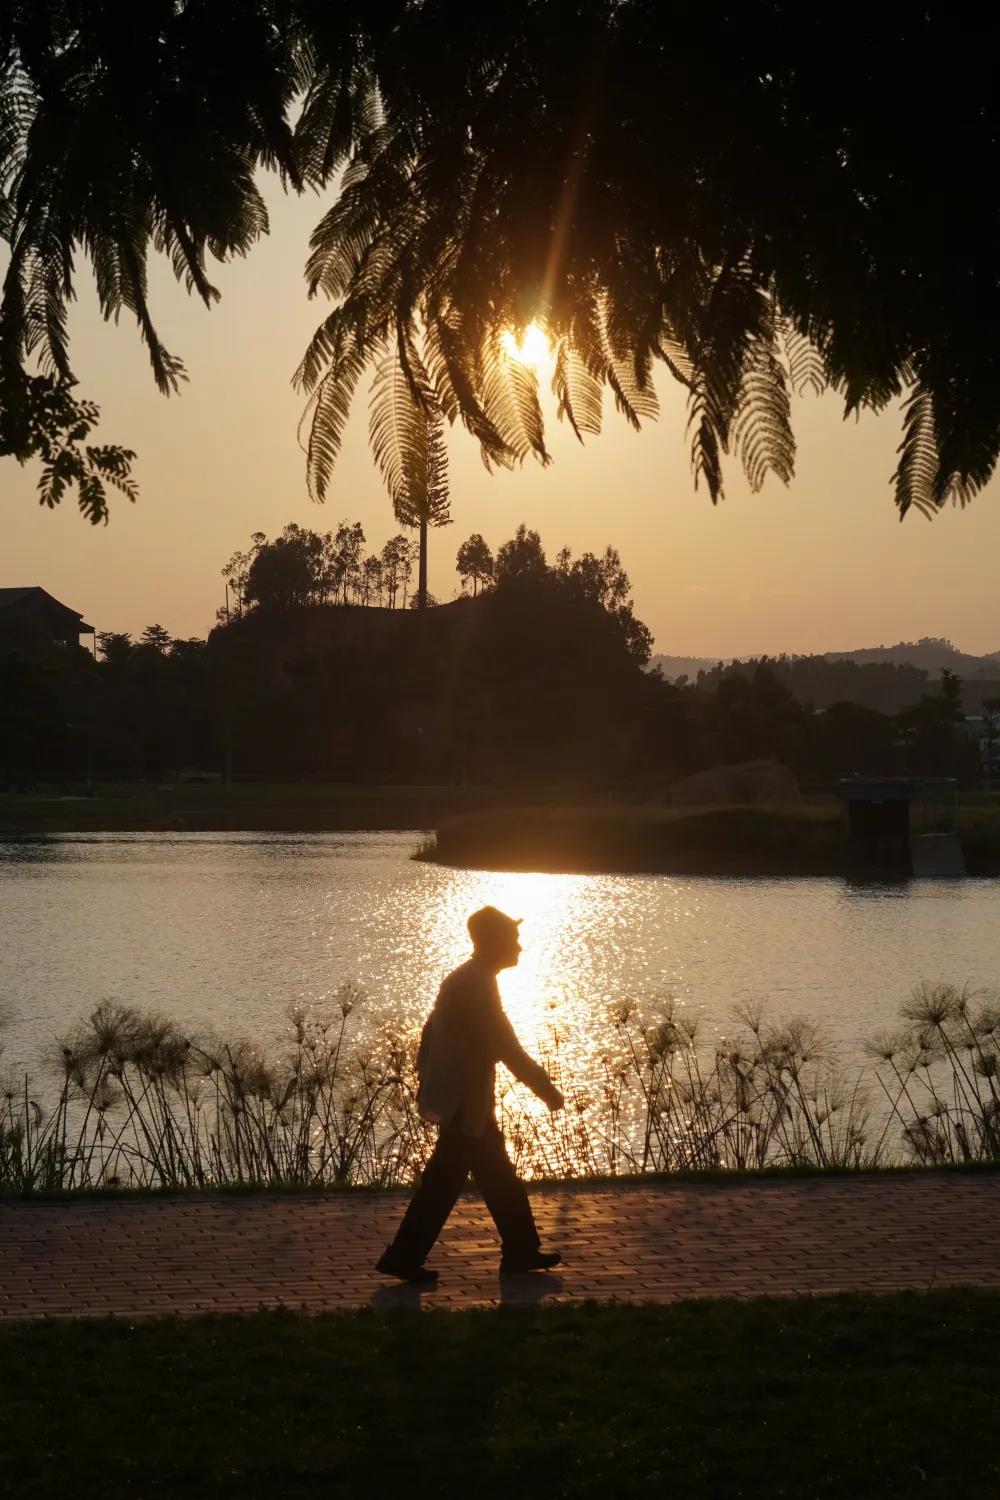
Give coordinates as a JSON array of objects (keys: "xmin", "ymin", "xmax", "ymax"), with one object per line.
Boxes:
[{"xmin": 492, "ymin": 1003, "xmax": 564, "ymax": 1111}]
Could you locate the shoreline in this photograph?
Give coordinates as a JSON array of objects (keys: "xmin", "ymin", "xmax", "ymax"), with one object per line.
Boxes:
[
  {"xmin": 0, "ymin": 782, "xmax": 480, "ymax": 837},
  {"xmin": 4, "ymin": 789, "xmax": 1000, "ymax": 876},
  {"xmin": 416, "ymin": 804, "xmax": 1000, "ymax": 878},
  {"xmin": 416, "ymin": 849, "xmax": 1000, "ymax": 878}
]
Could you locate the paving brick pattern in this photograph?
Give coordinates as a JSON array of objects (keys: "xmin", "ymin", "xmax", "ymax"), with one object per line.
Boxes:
[{"xmin": 2, "ymin": 1174, "xmax": 999, "ymax": 1321}]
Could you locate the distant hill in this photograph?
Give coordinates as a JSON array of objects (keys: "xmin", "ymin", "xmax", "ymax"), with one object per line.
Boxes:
[
  {"xmin": 651, "ymin": 637, "xmax": 1000, "ymax": 682},
  {"xmin": 206, "ymin": 585, "xmax": 654, "ymax": 783},
  {"xmin": 822, "ymin": 638, "xmax": 1000, "ymax": 677},
  {"xmin": 648, "ymin": 654, "xmax": 722, "ymax": 680}
]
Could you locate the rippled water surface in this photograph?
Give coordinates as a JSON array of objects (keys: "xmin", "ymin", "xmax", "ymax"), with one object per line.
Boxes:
[{"xmin": 2, "ymin": 832, "xmax": 999, "ymax": 1084}]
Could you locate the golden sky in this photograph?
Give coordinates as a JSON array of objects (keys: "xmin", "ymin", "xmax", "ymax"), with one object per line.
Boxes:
[{"xmin": 5, "ymin": 179, "xmax": 1000, "ymax": 658}]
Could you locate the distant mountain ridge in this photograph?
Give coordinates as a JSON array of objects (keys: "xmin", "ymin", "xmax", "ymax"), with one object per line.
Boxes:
[
  {"xmin": 651, "ymin": 637, "xmax": 1000, "ymax": 682},
  {"xmin": 649, "ymin": 654, "xmax": 724, "ymax": 681},
  {"xmin": 822, "ymin": 638, "xmax": 1000, "ymax": 677}
]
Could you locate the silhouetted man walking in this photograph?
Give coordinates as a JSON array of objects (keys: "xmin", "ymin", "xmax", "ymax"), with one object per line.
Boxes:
[{"xmin": 376, "ymin": 906, "xmax": 565, "ymax": 1283}]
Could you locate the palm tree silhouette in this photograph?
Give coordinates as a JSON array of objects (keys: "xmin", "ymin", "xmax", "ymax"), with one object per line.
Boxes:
[{"xmin": 389, "ymin": 410, "xmax": 451, "ymax": 611}]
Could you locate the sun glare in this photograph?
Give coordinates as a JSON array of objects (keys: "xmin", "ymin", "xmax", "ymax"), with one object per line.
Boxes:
[{"xmin": 502, "ymin": 321, "xmax": 551, "ymax": 370}]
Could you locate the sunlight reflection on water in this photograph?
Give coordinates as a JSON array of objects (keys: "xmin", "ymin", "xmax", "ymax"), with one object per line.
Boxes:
[{"xmin": 2, "ymin": 832, "xmax": 1000, "ymax": 1105}]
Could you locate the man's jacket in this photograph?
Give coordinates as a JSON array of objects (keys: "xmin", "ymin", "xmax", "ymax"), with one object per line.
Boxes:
[{"xmin": 416, "ymin": 956, "xmax": 552, "ymax": 1137}]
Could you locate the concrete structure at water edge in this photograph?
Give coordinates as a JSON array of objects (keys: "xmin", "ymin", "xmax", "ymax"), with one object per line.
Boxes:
[{"xmin": 837, "ymin": 776, "xmax": 964, "ymax": 876}]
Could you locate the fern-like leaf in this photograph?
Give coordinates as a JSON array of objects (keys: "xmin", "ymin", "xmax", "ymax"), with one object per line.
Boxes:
[
  {"xmin": 302, "ymin": 325, "xmax": 370, "ymax": 502},
  {"xmin": 369, "ymin": 339, "xmax": 431, "ymax": 512},
  {"xmin": 479, "ymin": 333, "xmax": 550, "ymax": 466},
  {"xmin": 686, "ymin": 392, "xmax": 724, "ymax": 499},
  {"xmin": 656, "ymin": 333, "xmax": 695, "ymax": 390},
  {"xmin": 552, "ymin": 338, "xmax": 603, "ymax": 439},
  {"xmin": 781, "ymin": 317, "xmax": 828, "ymax": 397},
  {"xmin": 423, "ymin": 313, "xmax": 511, "ymax": 467},
  {"xmin": 893, "ymin": 386, "xmax": 939, "ymax": 519},
  {"xmin": 732, "ymin": 337, "xmax": 795, "ymax": 491}
]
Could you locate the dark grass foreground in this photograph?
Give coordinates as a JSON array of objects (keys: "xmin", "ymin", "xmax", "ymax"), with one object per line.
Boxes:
[{"xmin": 4, "ymin": 1292, "xmax": 999, "ymax": 1498}]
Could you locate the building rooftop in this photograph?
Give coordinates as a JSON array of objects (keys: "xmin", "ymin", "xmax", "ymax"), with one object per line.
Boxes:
[{"xmin": 0, "ymin": 586, "xmax": 94, "ymax": 633}]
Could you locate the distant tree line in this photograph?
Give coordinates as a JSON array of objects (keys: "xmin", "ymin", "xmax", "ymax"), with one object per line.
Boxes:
[
  {"xmin": 658, "ymin": 662, "xmax": 991, "ymax": 786},
  {"xmin": 221, "ymin": 523, "xmax": 418, "ymax": 615},
  {"xmin": 218, "ymin": 521, "xmax": 653, "ymax": 666},
  {"xmin": 450, "ymin": 524, "xmax": 653, "ymax": 665},
  {"xmin": 196, "ymin": 522, "xmax": 657, "ymax": 784},
  {"xmin": 2, "ymin": 527, "xmax": 997, "ymax": 790},
  {"xmin": 0, "ymin": 622, "xmax": 218, "ymax": 785},
  {"xmin": 692, "ymin": 655, "xmax": 930, "ymax": 716},
  {"xmin": 0, "ymin": 523, "xmax": 653, "ymax": 785},
  {"xmin": 3, "ymin": 636, "xmax": 992, "ymax": 790}
]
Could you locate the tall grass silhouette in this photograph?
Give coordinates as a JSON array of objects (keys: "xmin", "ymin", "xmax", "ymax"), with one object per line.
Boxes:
[{"xmin": 2, "ymin": 983, "xmax": 998, "ymax": 1192}]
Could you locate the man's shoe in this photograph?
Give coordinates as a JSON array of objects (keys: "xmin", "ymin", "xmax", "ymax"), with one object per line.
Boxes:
[
  {"xmin": 499, "ymin": 1250, "xmax": 562, "ymax": 1274},
  {"xmin": 375, "ymin": 1251, "xmax": 439, "ymax": 1284}
]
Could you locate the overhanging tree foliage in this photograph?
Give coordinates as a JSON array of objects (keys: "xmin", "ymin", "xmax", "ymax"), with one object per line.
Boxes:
[
  {"xmin": 2, "ymin": 2, "xmax": 998, "ymax": 521},
  {"xmin": 0, "ymin": 0, "xmax": 314, "ymax": 519}
]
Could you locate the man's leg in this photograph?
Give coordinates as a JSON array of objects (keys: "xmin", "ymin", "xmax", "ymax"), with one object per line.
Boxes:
[
  {"xmin": 381, "ymin": 1124, "xmax": 470, "ymax": 1269},
  {"xmin": 468, "ymin": 1122, "xmax": 542, "ymax": 1260}
]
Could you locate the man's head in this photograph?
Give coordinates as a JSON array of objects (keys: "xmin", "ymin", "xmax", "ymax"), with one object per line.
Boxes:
[{"xmin": 467, "ymin": 905, "xmax": 522, "ymax": 972}]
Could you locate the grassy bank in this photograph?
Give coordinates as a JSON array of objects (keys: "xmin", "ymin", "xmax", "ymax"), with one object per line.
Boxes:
[
  {"xmin": 0, "ymin": 780, "xmax": 485, "ymax": 835},
  {"xmin": 6, "ymin": 786, "xmax": 1000, "ymax": 873},
  {"xmin": 418, "ymin": 803, "xmax": 847, "ymax": 875},
  {"xmin": 3, "ymin": 1292, "xmax": 998, "ymax": 1498},
  {"xmin": 0, "ymin": 781, "xmax": 654, "ymax": 836},
  {"xmin": 418, "ymin": 799, "xmax": 1000, "ymax": 875},
  {"xmin": 957, "ymin": 794, "xmax": 1000, "ymax": 872}
]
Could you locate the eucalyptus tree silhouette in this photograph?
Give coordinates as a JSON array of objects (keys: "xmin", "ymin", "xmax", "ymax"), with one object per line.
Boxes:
[
  {"xmin": 456, "ymin": 534, "xmax": 494, "ymax": 597},
  {"xmin": 3, "ymin": 3, "xmax": 999, "ymax": 521}
]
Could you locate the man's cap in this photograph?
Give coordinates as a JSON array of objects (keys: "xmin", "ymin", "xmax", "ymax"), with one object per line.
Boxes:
[{"xmin": 467, "ymin": 905, "xmax": 522, "ymax": 948}]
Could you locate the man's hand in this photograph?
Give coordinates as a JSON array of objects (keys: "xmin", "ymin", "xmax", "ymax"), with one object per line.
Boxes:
[{"xmin": 542, "ymin": 1082, "xmax": 565, "ymax": 1113}]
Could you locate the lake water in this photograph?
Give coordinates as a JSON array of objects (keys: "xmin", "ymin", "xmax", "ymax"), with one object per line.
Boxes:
[{"xmin": 2, "ymin": 832, "xmax": 999, "ymax": 1096}]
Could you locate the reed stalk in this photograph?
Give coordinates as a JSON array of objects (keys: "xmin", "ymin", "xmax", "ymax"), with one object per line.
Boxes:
[{"xmin": 1, "ymin": 982, "xmax": 999, "ymax": 1192}]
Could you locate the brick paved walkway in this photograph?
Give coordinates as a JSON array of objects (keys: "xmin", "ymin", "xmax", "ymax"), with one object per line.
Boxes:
[{"xmin": 2, "ymin": 1174, "xmax": 999, "ymax": 1321}]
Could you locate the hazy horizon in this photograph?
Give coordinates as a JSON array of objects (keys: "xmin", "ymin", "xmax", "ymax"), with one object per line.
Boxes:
[
  {"xmin": 651, "ymin": 639, "xmax": 1000, "ymax": 668},
  {"xmin": 6, "ymin": 178, "xmax": 1000, "ymax": 659}
]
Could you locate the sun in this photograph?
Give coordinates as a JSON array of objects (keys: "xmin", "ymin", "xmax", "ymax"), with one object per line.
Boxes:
[{"xmin": 502, "ymin": 321, "xmax": 551, "ymax": 370}]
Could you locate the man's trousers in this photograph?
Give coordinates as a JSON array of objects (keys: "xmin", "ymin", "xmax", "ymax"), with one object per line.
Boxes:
[{"xmin": 388, "ymin": 1119, "xmax": 541, "ymax": 1265}]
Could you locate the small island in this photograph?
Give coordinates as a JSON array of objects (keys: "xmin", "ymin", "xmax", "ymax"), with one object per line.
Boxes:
[{"xmin": 416, "ymin": 797, "xmax": 1000, "ymax": 878}]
